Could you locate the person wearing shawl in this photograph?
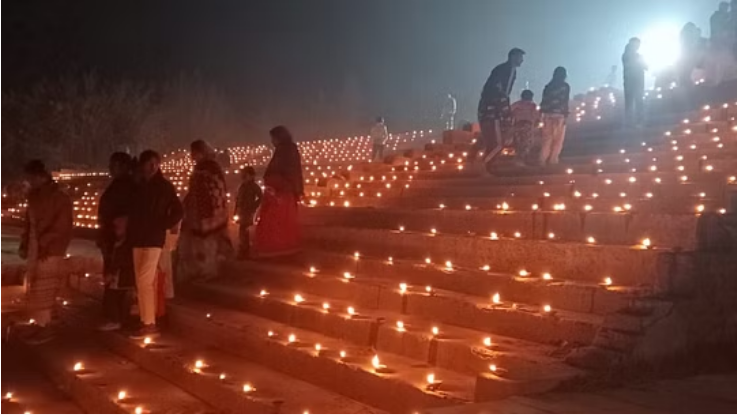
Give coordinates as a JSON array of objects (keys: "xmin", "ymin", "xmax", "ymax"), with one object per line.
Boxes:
[
  {"xmin": 178, "ymin": 140, "xmax": 233, "ymax": 282},
  {"xmin": 254, "ymin": 126, "xmax": 304, "ymax": 257}
]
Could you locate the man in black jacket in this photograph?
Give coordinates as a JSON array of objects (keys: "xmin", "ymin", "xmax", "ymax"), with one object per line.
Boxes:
[
  {"xmin": 128, "ymin": 150, "xmax": 183, "ymax": 338},
  {"xmin": 472, "ymin": 48, "xmax": 525, "ymax": 166}
]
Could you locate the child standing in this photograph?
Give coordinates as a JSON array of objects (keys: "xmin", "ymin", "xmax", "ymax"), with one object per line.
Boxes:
[
  {"xmin": 235, "ymin": 166, "xmax": 263, "ymax": 259},
  {"xmin": 100, "ymin": 217, "xmax": 135, "ymax": 330},
  {"xmin": 510, "ymin": 90, "xmax": 540, "ymax": 165}
]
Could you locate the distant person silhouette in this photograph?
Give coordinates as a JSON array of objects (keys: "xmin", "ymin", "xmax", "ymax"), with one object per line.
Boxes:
[
  {"xmin": 442, "ymin": 93, "xmax": 457, "ymax": 130},
  {"xmin": 370, "ymin": 116, "xmax": 389, "ymax": 161},
  {"xmin": 622, "ymin": 37, "xmax": 647, "ymax": 126},
  {"xmin": 710, "ymin": 2, "xmax": 730, "ymax": 44}
]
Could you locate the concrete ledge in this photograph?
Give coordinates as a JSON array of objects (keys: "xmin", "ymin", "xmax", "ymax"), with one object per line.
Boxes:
[
  {"xmin": 6, "ymin": 324, "xmax": 214, "ymax": 414},
  {"xmin": 59, "ymin": 294, "xmax": 281, "ymax": 414},
  {"xmin": 5, "ymin": 341, "xmax": 126, "ymax": 414},
  {"xmin": 72, "ymin": 276, "xmax": 474, "ymax": 413},
  {"xmin": 301, "ymin": 208, "xmax": 706, "ymax": 250},
  {"xmin": 229, "ymin": 254, "xmax": 641, "ymax": 315},
  {"xmin": 304, "ymin": 226, "xmax": 675, "ymax": 287},
  {"xmin": 212, "ymin": 263, "xmax": 602, "ymax": 346}
]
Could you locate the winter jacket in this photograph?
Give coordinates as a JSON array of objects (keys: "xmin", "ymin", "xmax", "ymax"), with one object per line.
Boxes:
[
  {"xmin": 128, "ymin": 171, "xmax": 183, "ymax": 248},
  {"xmin": 97, "ymin": 175, "xmax": 136, "ymax": 252},
  {"xmin": 20, "ymin": 180, "xmax": 73, "ymax": 260},
  {"xmin": 478, "ymin": 61, "xmax": 517, "ymax": 120},
  {"xmin": 540, "ymin": 81, "xmax": 571, "ymax": 117}
]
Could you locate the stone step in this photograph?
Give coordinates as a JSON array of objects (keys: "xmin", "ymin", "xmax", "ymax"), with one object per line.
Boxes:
[
  {"xmin": 411, "ymin": 133, "xmax": 735, "ymax": 170},
  {"xmin": 195, "ymin": 262, "xmax": 600, "ymax": 343},
  {"xmin": 314, "ymin": 193, "xmax": 730, "ymax": 216},
  {"xmin": 421, "ymin": 132, "xmax": 735, "ymax": 169},
  {"xmin": 332, "ymin": 154, "xmax": 737, "ymax": 197},
  {"xmin": 58, "ymin": 292, "xmax": 382, "ymax": 414},
  {"xmin": 70, "ymin": 276, "xmax": 476, "ymax": 412},
  {"xmin": 303, "ymin": 226, "xmax": 680, "ymax": 288},
  {"xmin": 329, "ymin": 176, "xmax": 733, "ymax": 203},
  {"xmin": 301, "ymin": 208, "xmax": 714, "ymax": 250},
  {"xmin": 184, "ymin": 275, "xmax": 588, "ymax": 382},
  {"xmin": 5, "ymin": 321, "xmax": 216, "ymax": 414},
  {"xmin": 401, "ymin": 175, "xmax": 732, "ymax": 201},
  {"xmin": 410, "ymin": 168, "xmax": 731, "ymax": 187},
  {"xmin": 232, "ymin": 250, "xmax": 651, "ymax": 315},
  {"xmin": 1, "ymin": 345, "xmax": 83, "ymax": 414}
]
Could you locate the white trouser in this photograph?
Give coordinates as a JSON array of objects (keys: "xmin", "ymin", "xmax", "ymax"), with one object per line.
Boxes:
[
  {"xmin": 133, "ymin": 247, "xmax": 162, "ymax": 325},
  {"xmin": 539, "ymin": 114, "xmax": 567, "ymax": 165}
]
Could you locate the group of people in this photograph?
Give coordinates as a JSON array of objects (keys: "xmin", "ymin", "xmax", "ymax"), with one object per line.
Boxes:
[
  {"xmin": 626, "ymin": 1, "xmax": 738, "ymax": 125},
  {"xmin": 470, "ymin": 48, "xmax": 572, "ymax": 169},
  {"xmin": 17, "ymin": 126, "xmax": 304, "ymax": 343}
]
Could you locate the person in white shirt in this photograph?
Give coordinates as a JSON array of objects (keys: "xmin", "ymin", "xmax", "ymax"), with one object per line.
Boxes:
[
  {"xmin": 442, "ymin": 93, "xmax": 457, "ymax": 130},
  {"xmin": 370, "ymin": 116, "xmax": 389, "ymax": 161}
]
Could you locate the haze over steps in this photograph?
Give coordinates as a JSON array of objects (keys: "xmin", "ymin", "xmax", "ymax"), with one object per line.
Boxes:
[{"xmin": 2, "ymin": 102, "xmax": 736, "ymax": 413}]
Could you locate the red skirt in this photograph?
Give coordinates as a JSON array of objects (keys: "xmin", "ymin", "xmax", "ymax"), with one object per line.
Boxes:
[{"xmin": 254, "ymin": 186, "xmax": 301, "ymax": 257}]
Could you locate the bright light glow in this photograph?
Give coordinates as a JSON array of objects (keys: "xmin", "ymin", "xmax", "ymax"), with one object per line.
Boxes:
[{"xmin": 640, "ymin": 22, "xmax": 681, "ymax": 74}]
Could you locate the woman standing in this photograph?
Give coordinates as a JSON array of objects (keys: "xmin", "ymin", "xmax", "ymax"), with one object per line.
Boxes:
[
  {"xmin": 539, "ymin": 67, "xmax": 571, "ymax": 166},
  {"xmin": 178, "ymin": 140, "xmax": 232, "ymax": 282},
  {"xmin": 254, "ymin": 126, "xmax": 304, "ymax": 257}
]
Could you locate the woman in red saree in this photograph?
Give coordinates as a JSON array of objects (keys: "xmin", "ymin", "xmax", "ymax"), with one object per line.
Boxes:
[{"xmin": 254, "ymin": 126, "xmax": 304, "ymax": 257}]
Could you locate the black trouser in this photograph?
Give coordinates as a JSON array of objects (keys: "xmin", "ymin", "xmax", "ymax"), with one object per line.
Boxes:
[
  {"xmin": 624, "ymin": 83, "xmax": 644, "ymax": 125},
  {"xmin": 470, "ymin": 117, "xmax": 503, "ymax": 160},
  {"xmin": 371, "ymin": 144, "xmax": 385, "ymax": 161},
  {"xmin": 103, "ymin": 287, "xmax": 131, "ymax": 324},
  {"xmin": 238, "ymin": 222, "xmax": 251, "ymax": 259}
]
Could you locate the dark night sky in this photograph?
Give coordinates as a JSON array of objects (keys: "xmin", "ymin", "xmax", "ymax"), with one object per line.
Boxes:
[{"xmin": 3, "ymin": 0, "xmax": 718, "ymax": 132}]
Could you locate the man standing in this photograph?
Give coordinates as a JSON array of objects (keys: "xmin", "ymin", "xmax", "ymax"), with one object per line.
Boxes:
[
  {"xmin": 128, "ymin": 150, "xmax": 183, "ymax": 338},
  {"xmin": 370, "ymin": 117, "xmax": 389, "ymax": 162},
  {"xmin": 442, "ymin": 93, "xmax": 458, "ymax": 130},
  {"xmin": 710, "ymin": 2, "xmax": 730, "ymax": 45},
  {"xmin": 472, "ymin": 48, "xmax": 525, "ymax": 165},
  {"xmin": 622, "ymin": 37, "xmax": 647, "ymax": 127},
  {"xmin": 18, "ymin": 160, "xmax": 73, "ymax": 344}
]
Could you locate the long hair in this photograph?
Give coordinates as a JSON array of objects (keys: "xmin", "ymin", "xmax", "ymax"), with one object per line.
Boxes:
[{"xmin": 269, "ymin": 126, "xmax": 294, "ymax": 146}]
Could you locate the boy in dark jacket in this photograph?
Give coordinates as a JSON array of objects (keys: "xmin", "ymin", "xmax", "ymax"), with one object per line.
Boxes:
[
  {"xmin": 128, "ymin": 150, "xmax": 183, "ymax": 339},
  {"xmin": 235, "ymin": 166, "xmax": 263, "ymax": 259},
  {"xmin": 97, "ymin": 152, "xmax": 136, "ymax": 331},
  {"xmin": 539, "ymin": 66, "xmax": 571, "ymax": 166}
]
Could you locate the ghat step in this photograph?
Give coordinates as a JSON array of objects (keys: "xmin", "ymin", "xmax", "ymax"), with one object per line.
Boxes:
[
  {"xmin": 58, "ymin": 293, "xmax": 382, "ymax": 414},
  {"xmin": 71, "ymin": 275, "xmax": 476, "ymax": 412},
  {"xmin": 302, "ymin": 225, "xmax": 681, "ymax": 288},
  {"xmin": 6, "ymin": 321, "xmax": 216, "ymax": 414},
  {"xmin": 227, "ymin": 251, "xmax": 648, "ymax": 315},
  {"xmin": 302, "ymin": 208, "xmax": 714, "ymax": 250}
]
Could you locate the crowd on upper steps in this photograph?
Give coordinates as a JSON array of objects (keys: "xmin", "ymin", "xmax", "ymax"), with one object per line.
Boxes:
[{"xmin": 456, "ymin": 1, "xmax": 737, "ymax": 175}]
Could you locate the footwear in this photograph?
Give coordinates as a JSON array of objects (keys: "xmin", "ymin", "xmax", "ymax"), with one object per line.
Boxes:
[
  {"xmin": 97, "ymin": 322, "xmax": 122, "ymax": 332},
  {"xmin": 25, "ymin": 326, "xmax": 55, "ymax": 345},
  {"xmin": 129, "ymin": 324, "xmax": 160, "ymax": 339},
  {"xmin": 483, "ymin": 146, "xmax": 503, "ymax": 164}
]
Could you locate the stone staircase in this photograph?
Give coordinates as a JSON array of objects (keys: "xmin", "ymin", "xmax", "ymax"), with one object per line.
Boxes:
[{"xmin": 3, "ymin": 103, "xmax": 736, "ymax": 413}]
